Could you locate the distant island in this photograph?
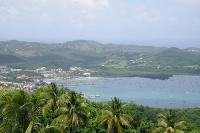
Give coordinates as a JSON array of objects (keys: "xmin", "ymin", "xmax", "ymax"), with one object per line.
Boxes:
[{"xmin": 1, "ymin": 40, "xmax": 200, "ymax": 80}]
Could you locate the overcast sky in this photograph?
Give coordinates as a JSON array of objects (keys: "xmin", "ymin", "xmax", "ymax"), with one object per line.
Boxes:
[{"xmin": 0, "ymin": 0, "xmax": 200, "ymax": 48}]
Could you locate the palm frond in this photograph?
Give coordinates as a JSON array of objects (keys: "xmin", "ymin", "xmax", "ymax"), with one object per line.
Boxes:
[
  {"xmin": 25, "ymin": 121, "xmax": 33, "ymax": 133},
  {"xmin": 42, "ymin": 126, "xmax": 64, "ymax": 133}
]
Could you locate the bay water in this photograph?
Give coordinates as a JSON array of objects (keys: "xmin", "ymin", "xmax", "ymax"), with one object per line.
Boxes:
[{"xmin": 45, "ymin": 75, "xmax": 200, "ymax": 108}]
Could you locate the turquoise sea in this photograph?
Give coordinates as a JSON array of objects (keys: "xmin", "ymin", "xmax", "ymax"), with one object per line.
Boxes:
[{"xmin": 45, "ymin": 75, "xmax": 200, "ymax": 108}]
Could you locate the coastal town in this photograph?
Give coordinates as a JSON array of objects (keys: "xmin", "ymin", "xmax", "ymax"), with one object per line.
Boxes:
[{"xmin": 0, "ymin": 65, "xmax": 95, "ymax": 92}]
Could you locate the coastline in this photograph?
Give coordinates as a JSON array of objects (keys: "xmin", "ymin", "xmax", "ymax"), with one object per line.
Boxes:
[{"xmin": 44, "ymin": 75, "xmax": 200, "ymax": 109}]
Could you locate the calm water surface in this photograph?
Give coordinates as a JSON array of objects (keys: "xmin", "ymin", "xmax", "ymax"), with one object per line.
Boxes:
[{"xmin": 45, "ymin": 75, "xmax": 200, "ymax": 108}]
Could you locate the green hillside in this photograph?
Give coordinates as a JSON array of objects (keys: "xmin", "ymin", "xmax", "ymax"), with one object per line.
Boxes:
[
  {"xmin": 0, "ymin": 40, "xmax": 200, "ymax": 77},
  {"xmin": 152, "ymin": 47, "xmax": 200, "ymax": 66},
  {"xmin": 0, "ymin": 54, "xmax": 24, "ymax": 64}
]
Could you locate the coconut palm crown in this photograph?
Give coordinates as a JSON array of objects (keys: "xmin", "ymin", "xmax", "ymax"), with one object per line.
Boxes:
[
  {"xmin": 97, "ymin": 97, "xmax": 132, "ymax": 133},
  {"xmin": 153, "ymin": 110, "xmax": 187, "ymax": 133}
]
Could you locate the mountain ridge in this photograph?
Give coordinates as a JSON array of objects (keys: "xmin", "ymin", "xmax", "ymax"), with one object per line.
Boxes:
[{"xmin": 0, "ymin": 40, "xmax": 200, "ymax": 78}]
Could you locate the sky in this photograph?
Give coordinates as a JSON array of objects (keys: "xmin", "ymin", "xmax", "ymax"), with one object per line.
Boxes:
[{"xmin": 0, "ymin": 0, "xmax": 200, "ymax": 48}]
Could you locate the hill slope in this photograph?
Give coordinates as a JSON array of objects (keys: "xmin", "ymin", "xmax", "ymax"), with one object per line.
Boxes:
[
  {"xmin": 0, "ymin": 54, "xmax": 24, "ymax": 64},
  {"xmin": 152, "ymin": 47, "xmax": 200, "ymax": 66},
  {"xmin": 0, "ymin": 40, "xmax": 200, "ymax": 78}
]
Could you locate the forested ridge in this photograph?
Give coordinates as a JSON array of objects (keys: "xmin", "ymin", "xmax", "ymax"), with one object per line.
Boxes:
[{"xmin": 1, "ymin": 40, "xmax": 200, "ymax": 78}]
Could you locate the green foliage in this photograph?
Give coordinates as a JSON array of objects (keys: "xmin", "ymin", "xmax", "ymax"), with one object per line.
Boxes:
[
  {"xmin": 0, "ymin": 89, "xmax": 32, "ymax": 133},
  {"xmin": 41, "ymin": 126, "xmax": 63, "ymax": 133},
  {"xmin": 0, "ymin": 53, "xmax": 23, "ymax": 64},
  {"xmin": 153, "ymin": 48, "xmax": 200, "ymax": 66},
  {"xmin": 0, "ymin": 85, "xmax": 199, "ymax": 133},
  {"xmin": 153, "ymin": 110, "xmax": 188, "ymax": 133},
  {"xmin": 97, "ymin": 97, "xmax": 132, "ymax": 133},
  {"xmin": 25, "ymin": 121, "xmax": 33, "ymax": 133}
]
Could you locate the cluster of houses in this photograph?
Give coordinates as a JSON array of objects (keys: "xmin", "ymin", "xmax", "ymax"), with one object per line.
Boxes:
[
  {"xmin": 69, "ymin": 67, "xmax": 92, "ymax": 77},
  {"xmin": 0, "ymin": 66, "xmax": 44, "ymax": 92},
  {"xmin": 0, "ymin": 66, "xmax": 22, "ymax": 73},
  {"xmin": 0, "ymin": 80, "xmax": 35, "ymax": 93},
  {"xmin": 0, "ymin": 66, "xmax": 95, "ymax": 93},
  {"xmin": 34, "ymin": 66, "xmax": 93, "ymax": 79}
]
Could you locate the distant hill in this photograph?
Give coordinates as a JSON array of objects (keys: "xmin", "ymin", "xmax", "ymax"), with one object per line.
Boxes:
[
  {"xmin": 0, "ymin": 40, "xmax": 165, "ymax": 56},
  {"xmin": 0, "ymin": 40, "xmax": 200, "ymax": 77},
  {"xmin": 153, "ymin": 47, "xmax": 200, "ymax": 66},
  {"xmin": 0, "ymin": 40, "xmax": 165, "ymax": 68},
  {"xmin": 0, "ymin": 54, "xmax": 24, "ymax": 64}
]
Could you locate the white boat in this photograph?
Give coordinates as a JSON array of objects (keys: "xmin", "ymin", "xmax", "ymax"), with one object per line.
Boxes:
[{"xmin": 95, "ymin": 94, "xmax": 100, "ymax": 97}]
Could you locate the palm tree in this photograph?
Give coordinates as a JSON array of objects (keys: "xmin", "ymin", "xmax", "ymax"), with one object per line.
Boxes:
[
  {"xmin": 52, "ymin": 91, "xmax": 88, "ymax": 133},
  {"xmin": 48, "ymin": 83, "xmax": 60, "ymax": 112},
  {"xmin": 45, "ymin": 83, "xmax": 60, "ymax": 112},
  {"xmin": 137, "ymin": 119, "xmax": 154, "ymax": 133},
  {"xmin": 23, "ymin": 83, "xmax": 65, "ymax": 133},
  {"xmin": 42, "ymin": 83, "xmax": 64, "ymax": 118},
  {"xmin": 153, "ymin": 110, "xmax": 187, "ymax": 133},
  {"xmin": 65, "ymin": 91, "xmax": 88, "ymax": 132},
  {"xmin": 97, "ymin": 97, "xmax": 132, "ymax": 133},
  {"xmin": 0, "ymin": 89, "xmax": 32, "ymax": 133}
]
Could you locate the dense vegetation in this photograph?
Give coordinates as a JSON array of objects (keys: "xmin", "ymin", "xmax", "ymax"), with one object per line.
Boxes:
[
  {"xmin": 0, "ymin": 83, "xmax": 200, "ymax": 133},
  {"xmin": 1, "ymin": 40, "xmax": 200, "ymax": 79},
  {"xmin": 0, "ymin": 54, "xmax": 23, "ymax": 64}
]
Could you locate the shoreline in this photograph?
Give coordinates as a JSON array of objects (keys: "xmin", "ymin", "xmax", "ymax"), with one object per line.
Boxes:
[{"xmin": 44, "ymin": 75, "xmax": 200, "ymax": 109}]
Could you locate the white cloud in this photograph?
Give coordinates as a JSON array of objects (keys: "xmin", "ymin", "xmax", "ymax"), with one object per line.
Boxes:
[
  {"xmin": 69, "ymin": 0, "xmax": 109, "ymax": 10},
  {"xmin": 176, "ymin": 0, "xmax": 200, "ymax": 7},
  {"xmin": 0, "ymin": 0, "xmax": 110, "ymax": 22},
  {"xmin": 114, "ymin": 4, "xmax": 163, "ymax": 24},
  {"xmin": 64, "ymin": 0, "xmax": 110, "ymax": 18}
]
